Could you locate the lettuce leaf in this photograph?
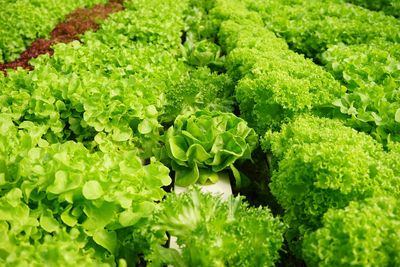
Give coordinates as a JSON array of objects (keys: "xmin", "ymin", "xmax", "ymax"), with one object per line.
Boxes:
[{"xmin": 165, "ymin": 111, "xmax": 257, "ymax": 186}]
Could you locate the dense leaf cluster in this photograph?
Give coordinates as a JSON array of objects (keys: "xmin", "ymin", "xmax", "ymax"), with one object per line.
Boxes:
[
  {"xmin": 0, "ymin": 0, "xmax": 287, "ymax": 265},
  {"xmin": 0, "ymin": 114, "xmax": 171, "ymax": 264},
  {"xmin": 262, "ymin": 115, "xmax": 400, "ymax": 256},
  {"xmin": 243, "ymin": 0, "xmax": 400, "ymax": 143},
  {"xmin": 1, "ymin": 0, "xmax": 192, "ymax": 264},
  {"xmin": 1, "ymin": 0, "xmax": 399, "ymax": 265},
  {"xmin": 1, "ymin": 0, "xmax": 234, "ymax": 158},
  {"xmin": 346, "ymin": 0, "xmax": 400, "ymax": 17},
  {"xmin": 208, "ymin": 1, "xmax": 344, "ymax": 133},
  {"xmin": 323, "ymin": 42, "xmax": 400, "ymax": 142},
  {"xmin": 0, "ymin": 0, "xmax": 107, "ymax": 63},
  {"xmin": 148, "ymin": 188, "xmax": 285, "ymax": 267},
  {"xmin": 303, "ymin": 197, "xmax": 400, "ymax": 266},
  {"xmin": 165, "ymin": 111, "xmax": 257, "ymax": 186},
  {"xmin": 246, "ymin": 0, "xmax": 400, "ymax": 57}
]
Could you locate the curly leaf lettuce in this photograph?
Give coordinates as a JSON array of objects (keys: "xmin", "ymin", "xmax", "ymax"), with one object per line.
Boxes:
[
  {"xmin": 147, "ymin": 187, "xmax": 285, "ymax": 267},
  {"xmin": 303, "ymin": 197, "xmax": 400, "ymax": 266},
  {"xmin": 262, "ymin": 115, "xmax": 400, "ymax": 254}
]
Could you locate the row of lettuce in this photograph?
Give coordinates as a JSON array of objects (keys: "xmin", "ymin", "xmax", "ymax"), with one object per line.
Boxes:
[
  {"xmin": 1, "ymin": 0, "xmax": 399, "ymax": 266},
  {"xmin": 346, "ymin": 0, "xmax": 400, "ymax": 17},
  {"xmin": 207, "ymin": 0, "xmax": 400, "ymax": 265},
  {"xmin": 244, "ymin": 0, "xmax": 400, "ymax": 144},
  {"xmin": 0, "ymin": 0, "xmax": 283, "ymax": 266},
  {"xmin": 0, "ymin": 0, "xmax": 109, "ymax": 64}
]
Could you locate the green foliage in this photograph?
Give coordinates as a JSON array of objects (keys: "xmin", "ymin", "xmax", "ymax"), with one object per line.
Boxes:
[
  {"xmin": 148, "ymin": 187, "xmax": 285, "ymax": 267},
  {"xmin": 2, "ymin": 41, "xmax": 181, "ymax": 155},
  {"xmin": 0, "ymin": 189, "xmax": 114, "ymax": 266},
  {"xmin": 209, "ymin": 0, "xmax": 264, "ymax": 29},
  {"xmin": 1, "ymin": 0, "xmax": 194, "ymax": 157},
  {"xmin": 322, "ymin": 42, "xmax": 400, "ymax": 143},
  {"xmin": 323, "ymin": 42, "xmax": 400, "ymax": 90},
  {"xmin": 95, "ymin": 0, "xmax": 188, "ymax": 49},
  {"xmin": 262, "ymin": 115, "xmax": 399, "ymax": 252},
  {"xmin": 0, "ymin": 0, "xmax": 107, "ymax": 63},
  {"xmin": 218, "ymin": 20, "xmax": 286, "ymax": 55},
  {"xmin": 246, "ymin": 0, "xmax": 400, "ymax": 57},
  {"xmin": 242, "ymin": 0, "xmax": 400, "ymax": 144},
  {"xmin": 3, "ymin": 0, "xmax": 400, "ymax": 264},
  {"xmin": 217, "ymin": 20, "xmax": 343, "ymax": 133},
  {"xmin": 165, "ymin": 111, "xmax": 257, "ymax": 186},
  {"xmin": 303, "ymin": 197, "xmax": 400, "ymax": 267},
  {"xmin": 161, "ymin": 67, "xmax": 234, "ymax": 123},
  {"xmin": 346, "ymin": 0, "xmax": 400, "ymax": 17},
  {"xmin": 0, "ymin": 0, "xmax": 196, "ymax": 264},
  {"xmin": 0, "ymin": 114, "xmax": 171, "ymax": 262}
]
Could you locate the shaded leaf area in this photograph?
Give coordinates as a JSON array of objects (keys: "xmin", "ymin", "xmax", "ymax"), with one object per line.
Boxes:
[{"xmin": 345, "ymin": 0, "xmax": 400, "ymax": 17}]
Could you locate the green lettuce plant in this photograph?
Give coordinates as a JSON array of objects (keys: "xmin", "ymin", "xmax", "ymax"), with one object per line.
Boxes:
[
  {"xmin": 0, "ymin": 189, "xmax": 115, "ymax": 266},
  {"xmin": 262, "ymin": 115, "xmax": 400, "ymax": 254},
  {"xmin": 0, "ymin": 114, "xmax": 172, "ymax": 263},
  {"xmin": 147, "ymin": 187, "xmax": 285, "ymax": 267},
  {"xmin": 165, "ymin": 110, "xmax": 258, "ymax": 186},
  {"xmin": 218, "ymin": 20, "xmax": 343, "ymax": 133},
  {"xmin": 346, "ymin": 0, "xmax": 400, "ymax": 17},
  {"xmin": 245, "ymin": 0, "xmax": 400, "ymax": 58},
  {"xmin": 322, "ymin": 42, "xmax": 400, "ymax": 143},
  {"xmin": 303, "ymin": 197, "xmax": 400, "ymax": 266}
]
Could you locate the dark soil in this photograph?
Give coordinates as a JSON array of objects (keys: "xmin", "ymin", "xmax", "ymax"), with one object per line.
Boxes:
[{"xmin": 0, "ymin": 0, "xmax": 124, "ymax": 72}]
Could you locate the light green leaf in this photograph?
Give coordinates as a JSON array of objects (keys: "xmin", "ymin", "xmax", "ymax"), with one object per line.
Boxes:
[
  {"xmin": 146, "ymin": 105, "xmax": 158, "ymax": 117},
  {"xmin": 198, "ymin": 169, "xmax": 219, "ymax": 184},
  {"xmin": 82, "ymin": 202, "xmax": 117, "ymax": 233},
  {"xmin": 186, "ymin": 144, "xmax": 211, "ymax": 164},
  {"xmin": 167, "ymin": 130, "xmax": 188, "ymax": 162},
  {"xmin": 230, "ymin": 164, "xmax": 242, "ymax": 187},
  {"xmin": 61, "ymin": 206, "xmax": 77, "ymax": 227},
  {"xmin": 165, "ymin": 111, "xmax": 257, "ymax": 187},
  {"xmin": 395, "ymin": 108, "xmax": 400, "ymax": 123},
  {"xmin": 40, "ymin": 215, "xmax": 59, "ymax": 233},
  {"xmin": 5, "ymin": 188, "xmax": 23, "ymax": 207},
  {"xmin": 47, "ymin": 170, "xmax": 68, "ymax": 194},
  {"xmin": 112, "ymin": 128, "xmax": 131, "ymax": 142},
  {"xmin": 138, "ymin": 119, "xmax": 153, "ymax": 134},
  {"xmin": 118, "ymin": 210, "xmax": 142, "ymax": 227},
  {"xmin": 82, "ymin": 180, "xmax": 103, "ymax": 200},
  {"xmin": 175, "ymin": 165, "xmax": 199, "ymax": 187},
  {"xmin": 93, "ymin": 229, "xmax": 117, "ymax": 254}
]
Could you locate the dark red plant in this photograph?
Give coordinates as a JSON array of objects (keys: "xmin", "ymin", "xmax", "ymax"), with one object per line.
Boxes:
[{"xmin": 0, "ymin": 1, "xmax": 124, "ymax": 72}]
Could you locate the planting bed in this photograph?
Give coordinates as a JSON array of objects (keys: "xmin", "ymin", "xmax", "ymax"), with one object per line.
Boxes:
[
  {"xmin": 0, "ymin": 0, "xmax": 399, "ymax": 266},
  {"xmin": 0, "ymin": 1, "xmax": 123, "ymax": 71}
]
